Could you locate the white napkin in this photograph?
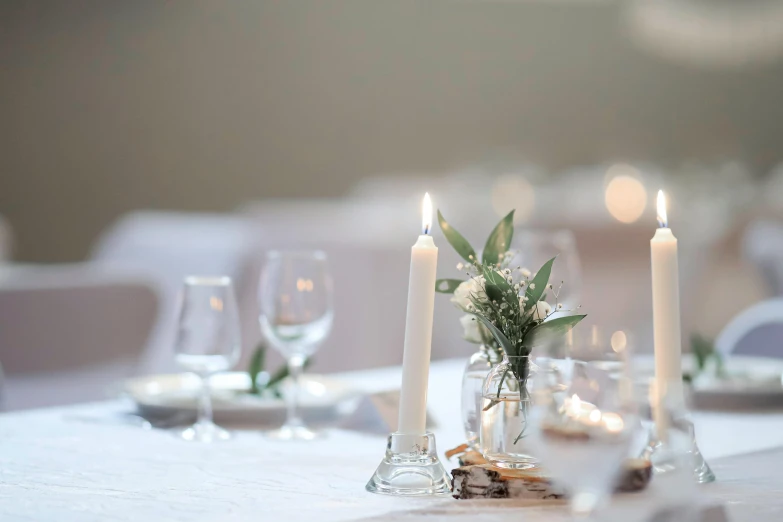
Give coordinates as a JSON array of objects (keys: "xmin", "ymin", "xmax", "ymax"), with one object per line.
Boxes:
[{"xmin": 339, "ymin": 390, "xmax": 436, "ymax": 434}]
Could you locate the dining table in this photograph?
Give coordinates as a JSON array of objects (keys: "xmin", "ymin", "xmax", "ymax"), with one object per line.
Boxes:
[{"xmin": 2, "ymin": 358, "xmax": 783, "ymax": 521}]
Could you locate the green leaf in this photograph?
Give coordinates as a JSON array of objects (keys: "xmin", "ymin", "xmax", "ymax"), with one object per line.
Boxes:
[
  {"xmin": 435, "ymin": 278, "xmax": 463, "ymax": 294},
  {"xmin": 248, "ymin": 344, "xmax": 266, "ymax": 395},
  {"xmin": 523, "ymin": 314, "xmax": 586, "ymax": 348},
  {"xmin": 484, "ymin": 283, "xmax": 504, "ymax": 302},
  {"xmin": 483, "ymin": 268, "xmax": 520, "ymax": 314},
  {"xmin": 691, "ymin": 334, "xmax": 713, "ymax": 371},
  {"xmin": 482, "ymin": 210, "xmax": 515, "ymax": 266},
  {"xmin": 438, "ymin": 210, "xmax": 477, "ymax": 263},
  {"xmin": 524, "ymin": 257, "xmax": 556, "ymax": 311},
  {"xmin": 266, "ymin": 357, "xmax": 313, "ymax": 390},
  {"xmin": 689, "ymin": 334, "xmax": 724, "ymax": 379},
  {"xmin": 472, "ymin": 313, "xmax": 515, "ymax": 355},
  {"xmin": 483, "ymin": 266, "xmax": 509, "ymax": 288},
  {"xmin": 266, "ymin": 365, "xmax": 288, "ymax": 390}
]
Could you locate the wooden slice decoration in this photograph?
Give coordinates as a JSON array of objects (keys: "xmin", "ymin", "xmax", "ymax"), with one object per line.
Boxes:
[{"xmin": 447, "ymin": 445, "xmax": 652, "ymax": 500}]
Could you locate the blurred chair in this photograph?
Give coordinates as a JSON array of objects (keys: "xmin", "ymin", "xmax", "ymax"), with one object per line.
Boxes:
[
  {"xmin": 714, "ymin": 298, "xmax": 783, "ymax": 358},
  {"xmin": 0, "ymin": 215, "xmax": 12, "ymax": 262},
  {"xmin": 89, "ymin": 211, "xmax": 261, "ymax": 373},
  {"xmin": 0, "ymin": 272, "xmax": 158, "ymax": 410},
  {"xmin": 743, "ymin": 220, "xmax": 783, "ymax": 296}
]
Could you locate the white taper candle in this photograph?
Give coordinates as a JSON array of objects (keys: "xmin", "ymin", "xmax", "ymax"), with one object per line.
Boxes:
[
  {"xmin": 650, "ymin": 190, "xmax": 684, "ymax": 440},
  {"xmin": 397, "ymin": 193, "xmax": 439, "ymax": 434}
]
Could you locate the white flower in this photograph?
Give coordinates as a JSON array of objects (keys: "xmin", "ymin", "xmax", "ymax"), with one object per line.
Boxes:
[
  {"xmin": 518, "ymin": 295, "xmax": 529, "ymax": 307},
  {"xmin": 520, "ymin": 268, "xmax": 531, "ymax": 278},
  {"xmin": 529, "ymin": 301, "xmax": 552, "ymax": 321},
  {"xmin": 529, "ymin": 283, "xmax": 536, "ymax": 290},
  {"xmin": 557, "ymin": 303, "xmax": 563, "ymax": 310},
  {"xmin": 451, "ymin": 276, "xmax": 486, "ymax": 311},
  {"xmin": 456, "ymin": 262, "xmax": 464, "ymax": 271},
  {"xmin": 460, "ymin": 314, "xmax": 489, "ymax": 344}
]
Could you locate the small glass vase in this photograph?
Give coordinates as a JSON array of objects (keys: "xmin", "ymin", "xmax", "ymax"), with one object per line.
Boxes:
[
  {"xmin": 460, "ymin": 345, "xmax": 500, "ymax": 450},
  {"xmin": 479, "ymin": 355, "xmax": 537, "ymax": 469}
]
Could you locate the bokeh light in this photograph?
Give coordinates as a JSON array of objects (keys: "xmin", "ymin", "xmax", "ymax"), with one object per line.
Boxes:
[
  {"xmin": 604, "ymin": 165, "xmax": 648, "ymax": 224},
  {"xmin": 611, "ymin": 330, "xmax": 627, "ymax": 353}
]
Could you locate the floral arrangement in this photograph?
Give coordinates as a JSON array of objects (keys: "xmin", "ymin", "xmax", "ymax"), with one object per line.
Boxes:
[{"xmin": 435, "ymin": 209, "xmax": 586, "ymax": 389}]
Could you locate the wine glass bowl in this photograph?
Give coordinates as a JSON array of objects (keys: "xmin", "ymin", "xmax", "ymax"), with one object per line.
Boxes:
[
  {"xmin": 509, "ymin": 229, "xmax": 582, "ymax": 310},
  {"xmin": 174, "ymin": 276, "xmax": 242, "ymax": 442},
  {"xmin": 528, "ymin": 358, "xmax": 639, "ymax": 518},
  {"xmin": 259, "ymin": 250, "xmax": 333, "ymax": 440}
]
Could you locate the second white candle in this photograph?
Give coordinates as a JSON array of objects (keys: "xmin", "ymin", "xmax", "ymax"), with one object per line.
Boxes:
[{"xmin": 650, "ymin": 190, "xmax": 685, "ymax": 439}]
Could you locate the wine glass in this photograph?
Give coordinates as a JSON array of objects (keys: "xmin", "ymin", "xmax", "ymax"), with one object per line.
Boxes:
[
  {"xmin": 528, "ymin": 357, "xmax": 639, "ymax": 519},
  {"xmin": 174, "ymin": 276, "xmax": 242, "ymax": 442},
  {"xmin": 259, "ymin": 250, "xmax": 333, "ymax": 440},
  {"xmin": 510, "ymin": 229, "xmax": 582, "ymax": 310}
]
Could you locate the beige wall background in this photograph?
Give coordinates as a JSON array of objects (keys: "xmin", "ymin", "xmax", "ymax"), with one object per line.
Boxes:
[{"xmin": 2, "ymin": 0, "xmax": 783, "ymax": 262}]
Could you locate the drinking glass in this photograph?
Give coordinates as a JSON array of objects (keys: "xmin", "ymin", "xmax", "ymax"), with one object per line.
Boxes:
[
  {"xmin": 528, "ymin": 357, "xmax": 639, "ymax": 519},
  {"xmin": 566, "ymin": 324, "xmax": 631, "ymax": 372},
  {"xmin": 259, "ymin": 250, "xmax": 333, "ymax": 440},
  {"xmin": 510, "ymin": 229, "xmax": 582, "ymax": 310},
  {"xmin": 174, "ymin": 276, "xmax": 242, "ymax": 442}
]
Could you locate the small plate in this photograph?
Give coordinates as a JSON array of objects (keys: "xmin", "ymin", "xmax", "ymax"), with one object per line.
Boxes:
[
  {"xmin": 690, "ymin": 357, "xmax": 783, "ymax": 409},
  {"xmin": 123, "ymin": 372, "xmax": 362, "ymax": 424},
  {"xmin": 636, "ymin": 355, "xmax": 783, "ymax": 410}
]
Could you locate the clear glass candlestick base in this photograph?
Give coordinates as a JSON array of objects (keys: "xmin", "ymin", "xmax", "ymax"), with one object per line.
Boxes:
[
  {"xmin": 643, "ymin": 418, "xmax": 716, "ymax": 483},
  {"xmin": 366, "ymin": 432, "xmax": 452, "ymax": 496}
]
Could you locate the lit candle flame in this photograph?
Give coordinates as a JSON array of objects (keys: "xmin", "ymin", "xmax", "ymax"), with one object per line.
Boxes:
[
  {"xmin": 568, "ymin": 394, "xmax": 582, "ymax": 418},
  {"xmin": 422, "ymin": 192, "xmax": 433, "ymax": 235},
  {"xmin": 601, "ymin": 412, "xmax": 625, "ymax": 433},
  {"xmin": 657, "ymin": 190, "xmax": 668, "ymax": 228}
]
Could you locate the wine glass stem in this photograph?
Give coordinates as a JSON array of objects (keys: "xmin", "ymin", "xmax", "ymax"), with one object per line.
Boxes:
[
  {"xmin": 570, "ymin": 491, "xmax": 600, "ymax": 521},
  {"xmin": 198, "ymin": 374, "xmax": 213, "ymax": 427},
  {"xmin": 285, "ymin": 355, "xmax": 306, "ymax": 428}
]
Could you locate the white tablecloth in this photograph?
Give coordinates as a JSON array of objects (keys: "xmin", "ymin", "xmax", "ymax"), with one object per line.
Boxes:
[{"xmin": 2, "ymin": 359, "xmax": 783, "ymax": 521}]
